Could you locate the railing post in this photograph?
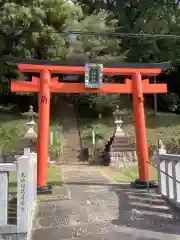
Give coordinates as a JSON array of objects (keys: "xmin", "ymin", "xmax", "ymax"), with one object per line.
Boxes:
[
  {"xmin": 0, "ymin": 172, "xmax": 8, "ymax": 225},
  {"xmin": 175, "ymin": 161, "xmax": 180, "ymax": 203},
  {"xmin": 156, "ymin": 140, "xmax": 166, "ymax": 194},
  {"xmin": 17, "ymin": 154, "xmax": 29, "ymax": 233},
  {"xmin": 167, "ymin": 160, "xmax": 174, "ymax": 199}
]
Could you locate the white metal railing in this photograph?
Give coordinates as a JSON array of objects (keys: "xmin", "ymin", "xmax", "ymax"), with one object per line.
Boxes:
[
  {"xmin": 156, "ymin": 147, "xmax": 180, "ymax": 209},
  {"xmin": 0, "ymin": 148, "xmax": 37, "ymax": 236}
]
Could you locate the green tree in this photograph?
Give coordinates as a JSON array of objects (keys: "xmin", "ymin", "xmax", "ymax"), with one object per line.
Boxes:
[
  {"xmin": 0, "ymin": 0, "xmax": 83, "ymax": 93},
  {"xmin": 74, "ymin": 0, "xmax": 180, "ymax": 63},
  {"xmin": 0, "ymin": 0, "xmax": 83, "ymax": 60},
  {"xmin": 66, "ymin": 11, "xmax": 126, "ymax": 64}
]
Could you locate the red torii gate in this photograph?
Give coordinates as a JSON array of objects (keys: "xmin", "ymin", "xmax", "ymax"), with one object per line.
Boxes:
[{"xmin": 11, "ymin": 60, "xmax": 169, "ymax": 191}]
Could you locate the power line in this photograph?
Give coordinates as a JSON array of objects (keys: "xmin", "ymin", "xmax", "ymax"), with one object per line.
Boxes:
[{"xmin": 1, "ymin": 28, "xmax": 180, "ymax": 39}]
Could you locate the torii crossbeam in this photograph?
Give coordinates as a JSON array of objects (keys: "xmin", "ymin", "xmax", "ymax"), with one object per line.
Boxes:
[{"xmin": 11, "ymin": 60, "xmax": 169, "ymax": 191}]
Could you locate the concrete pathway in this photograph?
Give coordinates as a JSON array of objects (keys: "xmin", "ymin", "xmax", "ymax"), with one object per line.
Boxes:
[{"xmin": 32, "ymin": 165, "xmax": 180, "ymax": 240}]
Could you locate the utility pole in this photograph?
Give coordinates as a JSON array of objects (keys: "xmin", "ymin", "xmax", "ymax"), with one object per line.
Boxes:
[{"xmin": 153, "ymin": 76, "xmax": 158, "ymax": 116}]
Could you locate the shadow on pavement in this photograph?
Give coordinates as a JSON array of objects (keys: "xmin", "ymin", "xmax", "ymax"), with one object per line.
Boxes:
[{"xmin": 66, "ymin": 181, "xmax": 180, "ymax": 236}]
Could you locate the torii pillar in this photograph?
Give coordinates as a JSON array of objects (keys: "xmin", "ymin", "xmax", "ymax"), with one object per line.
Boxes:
[
  {"xmin": 37, "ymin": 70, "xmax": 51, "ymax": 190},
  {"xmin": 133, "ymin": 72, "xmax": 151, "ymax": 186},
  {"xmin": 11, "ymin": 62, "xmax": 169, "ymax": 191}
]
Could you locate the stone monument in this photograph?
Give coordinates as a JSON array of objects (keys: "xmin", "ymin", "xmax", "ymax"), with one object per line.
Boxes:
[{"xmin": 21, "ymin": 105, "xmax": 38, "ymax": 139}]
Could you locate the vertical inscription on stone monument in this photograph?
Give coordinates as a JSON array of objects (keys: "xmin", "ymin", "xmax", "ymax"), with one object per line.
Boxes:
[{"xmin": 20, "ymin": 172, "xmax": 26, "ymax": 212}]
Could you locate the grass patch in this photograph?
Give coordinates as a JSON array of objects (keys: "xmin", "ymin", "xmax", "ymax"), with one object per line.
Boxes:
[
  {"xmin": 8, "ymin": 164, "xmax": 62, "ymax": 186},
  {"xmin": 37, "ymin": 164, "xmax": 63, "ymax": 201},
  {"xmin": 46, "ymin": 164, "xmax": 62, "ymax": 186},
  {"xmin": 101, "ymin": 165, "xmax": 158, "ymax": 183},
  {"xmin": 0, "ymin": 114, "xmax": 26, "ymax": 153}
]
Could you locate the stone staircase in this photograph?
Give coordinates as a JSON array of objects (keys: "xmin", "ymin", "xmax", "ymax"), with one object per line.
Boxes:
[
  {"xmin": 111, "ymin": 136, "xmax": 134, "ymax": 152},
  {"xmin": 109, "ymin": 135, "xmax": 137, "ymax": 168},
  {"xmin": 59, "ymin": 101, "xmax": 81, "ymax": 165}
]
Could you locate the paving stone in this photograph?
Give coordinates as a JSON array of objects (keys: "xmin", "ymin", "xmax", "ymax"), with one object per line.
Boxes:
[
  {"xmin": 71, "ymin": 221, "xmax": 118, "ymax": 237},
  {"xmin": 111, "ymin": 215, "xmax": 180, "ymax": 235},
  {"xmin": 39, "ymin": 215, "xmax": 69, "ymax": 227},
  {"xmin": 64, "ymin": 232, "xmax": 160, "ymax": 240},
  {"xmin": 37, "ymin": 202, "xmax": 77, "ymax": 218},
  {"xmin": 32, "ymin": 227, "xmax": 71, "ymax": 240},
  {"xmin": 32, "ymin": 222, "xmax": 118, "ymax": 240},
  {"xmin": 89, "ymin": 197, "xmax": 119, "ymax": 206},
  {"xmin": 38, "ymin": 205, "xmax": 121, "ymax": 227}
]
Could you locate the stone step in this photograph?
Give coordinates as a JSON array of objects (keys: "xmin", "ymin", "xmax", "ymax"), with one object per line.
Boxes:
[
  {"xmin": 63, "ymin": 136, "xmax": 79, "ymax": 139},
  {"xmin": 63, "ymin": 146, "xmax": 80, "ymax": 149},
  {"xmin": 63, "ymin": 139, "xmax": 80, "ymax": 142},
  {"xmin": 63, "ymin": 141, "xmax": 80, "ymax": 144},
  {"xmin": 63, "ymin": 130, "xmax": 79, "ymax": 133},
  {"xmin": 111, "ymin": 143, "xmax": 132, "ymax": 148},
  {"xmin": 63, "ymin": 144, "xmax": 80, "ymax": 147},
  {"xmin": 113, "ymin": 136, "xmax": 129, "ymax": 140},
  {"xmin": 63, "ymin": 145, "xmax": 80, "ymax": 148},
  {"xmin": 63, "ymin": 136, "xmax": 79, "ymax": 138},
  {"xmin": 33, "ymin": 213, "xmax": 180, "ymax": 240},
  {"xmin": 62, "ymin": 151, "xmax": 80, "ymax": 154},
  {"xmin": 63, "ymin": 150, "xmax": 80, "ymax": 153},
  {"xmin": 110, "ymin": 147, "xmax": 136, "ymax": 152},
  {"xmin": 113, "ymin": 140, "xmax": 130, "ymax": 145},
  {"xmin": 62, "ymin": 148, "xmax": 80, "ymax": 151},
  {"xmin": 61, "ymin": 154, "xmax": 79, "ymax": 157},
  {"xmin": 36, "ymin": 203, "xmax": 179, "ymax": 227},
  {"xmin": 61, "ymin": 158, "xmax": 79, "ymax": 161},
  {"xmin": 32, "ymin": 220, "xmax": 118, "ymax": 240},
  {"xmin": 63, "ymin": 138, "xmax": 80, "ymax": 140},
  {"xmin": 62, "ymin": 150, "xmax": 80, "ymax": 153},
  {"xmin": 61, "ymin": 155, "xmax": 79, "ymax": 158},
  {"xmin": 62, "ymin": 149, "xmax": 79, "ymax": 152},
  {"xmin": 62, "ymin": 156, "xmax": 79, "ymax": 158},
  {"xmin": 63, "ymin": 142, "xmax": 80, "ymax": 145}
]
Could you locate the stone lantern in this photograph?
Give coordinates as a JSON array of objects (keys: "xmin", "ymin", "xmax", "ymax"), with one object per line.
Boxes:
[
  {"xmin": 21, "ymin": 105, "xmax": 38, "ymax": 139},
  {"xmin": 113, "ymin": 105, "xmax": 125, "ymax": 136}
]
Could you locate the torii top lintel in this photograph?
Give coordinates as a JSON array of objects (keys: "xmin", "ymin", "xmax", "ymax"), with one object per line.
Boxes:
[
  {"xmin": 17, "ymin": 61, "xmax": 169, "ymax": 76},
  {"xmin": 11, "ymin": 60, "xmax": 170, "ymax": 94}
]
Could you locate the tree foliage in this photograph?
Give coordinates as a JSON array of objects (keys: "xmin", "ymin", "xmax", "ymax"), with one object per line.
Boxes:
[{"xmin": 66, "ymin": 11, "xmax": 126, "ymax": 64}]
